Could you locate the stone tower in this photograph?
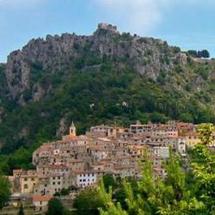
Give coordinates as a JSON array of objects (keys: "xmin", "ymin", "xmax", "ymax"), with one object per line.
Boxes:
[{"xmin": 69, "ymin": 121, "xmax": 76, "ymax": 136}]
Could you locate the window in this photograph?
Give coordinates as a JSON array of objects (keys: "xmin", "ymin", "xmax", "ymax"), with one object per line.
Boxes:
[
  {"xmin": 24, "ymin": 184, "xmax": 28, "ymax": 189},
  {"xmin": 24, "ymin": 178, "xmax": 28, "ymax": 181},
  {"xmin": 53, "ymin": 182, "xmax": 55, "ymax": 185}
]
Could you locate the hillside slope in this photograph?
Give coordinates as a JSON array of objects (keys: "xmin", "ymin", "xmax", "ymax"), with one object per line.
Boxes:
[{"xmin": 0, "ymin": 23, "xmax": 215, "ymax": 172}]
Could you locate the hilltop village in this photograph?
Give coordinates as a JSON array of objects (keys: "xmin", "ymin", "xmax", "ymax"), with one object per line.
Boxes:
[{"xmin": 5, "ymin": 121, "xmax": 211, "ymax": 213}]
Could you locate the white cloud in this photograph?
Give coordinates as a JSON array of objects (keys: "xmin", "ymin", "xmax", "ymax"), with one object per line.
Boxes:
[
  {"xmin": 94, "ymin": 0, "xmax": 173, "ymax": 34},
  {"xmin": 94, "ymin": 0, "xmax": 215, "ymax": 34}
]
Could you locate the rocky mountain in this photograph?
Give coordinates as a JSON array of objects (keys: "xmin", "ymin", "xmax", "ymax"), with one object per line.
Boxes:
[
  {"xmin": 0, "ymin": 23, "xmax": 215, "ymax": 173},
  {"xmin": 5, "ymin": 23, "xmax": 185, "ymax": 105}
]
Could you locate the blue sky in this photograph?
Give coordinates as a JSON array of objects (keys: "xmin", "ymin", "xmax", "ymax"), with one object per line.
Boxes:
[{"xmin": 0, "ymin": 0, "xmax": 214, "ymax": 62}]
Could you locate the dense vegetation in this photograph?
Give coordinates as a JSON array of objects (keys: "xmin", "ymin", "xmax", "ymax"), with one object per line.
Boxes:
[
  {"xmin": 72, "ymin": 125, "xmax": 215, "ymax": 215},
  {"xmin": 0, "ymin": 174, "xmax": 11, "ymax": 209},
  {"xmin": 0, "ymin": 58, "xmax": 215, "ymax": 174},
  {"xmin": 47, "ymin": 198, "xmax": 65, "ymax": 215},
  {"xmin": 18, "ymin": 204, "xmax": 24, "ymax": 215},
  {"xmin": 0, "ymin": 30, "xmax": 215, "ymax": 175},
  {"xmin": 188, "ymin": 50, "xmax": 210, "ymax": 58},
  {"xmin": 0, "ymin": 124, "xmax": 214, "ymax": 214}
]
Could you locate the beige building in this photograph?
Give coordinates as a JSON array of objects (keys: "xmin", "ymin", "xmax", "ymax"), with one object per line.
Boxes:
[
  {"xmin": 184, "ymin": 132, "xmax": 200, "ymax": 147},
  {"xmin": 32, "ymin": 195, "xmax": 52, "ymax": 212},
  {"xmin": 11, "ymin": 170, "xmax": 39, "ymax": 194},
  {"xmin": 9, "ymin": 121, "xmax": 195, "ymax": 200}
]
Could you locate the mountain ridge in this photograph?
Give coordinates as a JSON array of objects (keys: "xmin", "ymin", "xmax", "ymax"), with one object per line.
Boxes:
[
  {"xmin": 5, "ymin": 23, "xmax": 187, "ymax": 105},
  {"xmin": 0, "ymin": 23, "xmax": 215, "ymax": 173}
]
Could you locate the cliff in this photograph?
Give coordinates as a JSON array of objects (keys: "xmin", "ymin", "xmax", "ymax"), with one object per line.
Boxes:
[
  {"xmin": 0, "ymin": 23, "xmax": 215, "ymax": 165},
  {"xmin": 5, "ymin": 24, "xmax": 186, "ymax": 104}
]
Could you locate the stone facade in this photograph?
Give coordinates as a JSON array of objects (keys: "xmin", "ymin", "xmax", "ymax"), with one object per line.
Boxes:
[{"xmin": 10, "ymin": 121, "xmax": 205, "ymax": 199}]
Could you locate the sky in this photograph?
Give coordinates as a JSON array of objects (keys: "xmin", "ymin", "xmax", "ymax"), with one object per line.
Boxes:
[{"xmin": 0, "ymin": 0, "xmax": 214, "ymax": 62}]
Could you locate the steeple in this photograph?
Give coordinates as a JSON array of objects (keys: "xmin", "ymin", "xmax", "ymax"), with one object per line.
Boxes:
[{"xmin": 69, "ymin": 121, "xmax": 76, "ymax": 136}]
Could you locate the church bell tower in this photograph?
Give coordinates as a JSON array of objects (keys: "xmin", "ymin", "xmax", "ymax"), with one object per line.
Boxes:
[{"xmin": 69, "ymin": 121, "xmax": 76, "ymax": 137}]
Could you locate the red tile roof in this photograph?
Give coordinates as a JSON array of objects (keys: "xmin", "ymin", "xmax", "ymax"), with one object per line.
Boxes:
[{"xmin": 32, "ymin": 195, "xmax": 52, "ymax": 202}]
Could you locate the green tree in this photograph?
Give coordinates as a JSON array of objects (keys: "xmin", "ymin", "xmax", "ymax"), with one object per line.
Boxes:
[
  {"xmin": 73, "ymin": 187, "xmax": 105, "ymax": 215},
  {"xmin": 103, "ymin": 174, "xmax": 117, "ymax": 192},
  {"xmin": 0, "ymin": 174, "xmax": 11, "ymax": 209},
  {"xmin": 98, "ymin": 150, "xmax": 208, "ymax": 215},
  {"xmin": 197, "ymin": 123, "xmax": 215, "ymax": 145},
  {"xmin": 179, "ymin": 113, "xmax": 193, "ymax": 123},
  {"xmin": 47, "ymin": 198, "xmax": 64, "ymax": 215},
  {"xmin": 98, "ymin": 181, "xmax": 127, "ymax": 215},
  {"xmin": 198, "ymin": 50, "xmax": 210, "ymax": 58},
  {"xmin": 188, "ymin": 50, "xmax": 198, "ymax": 57},
  {"xmin": 18, "ymin": 204, "xmax": 25, "ymax": 215},
  {"xmin": 71, "ymin": 124, "xmax": 215, "ymax": 215},
  {"xmin": 190, "ymin": 144, "xmax": 215, "ymax": 213}
]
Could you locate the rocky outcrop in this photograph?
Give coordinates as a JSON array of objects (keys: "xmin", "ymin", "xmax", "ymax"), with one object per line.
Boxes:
[
  {"xmin": 1, "ymin": 23, "xmax": 215, "ymax": 156},
  {"xmin": 4, "ymin": 23, "xmax": 185, "ymax": 105},
  {"xmin": 56, "ymin": 116, "xmax": 69, "ymax": 138}
]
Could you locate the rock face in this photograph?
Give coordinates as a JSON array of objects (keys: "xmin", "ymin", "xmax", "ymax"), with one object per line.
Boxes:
[
  {"xmin": 56, "ymin": 116, "xmax": 69, "ymax": 138},
  {"xmin": 4, "ymin": 23, "xmax": 183, "ymax": 105},
  {"xmin": 6, "ymin": 50, "xmax": 31, "ymax": 102},
  {"xmin": 1, "ymin": 23, "xmax": 215, "ymax": 156}
]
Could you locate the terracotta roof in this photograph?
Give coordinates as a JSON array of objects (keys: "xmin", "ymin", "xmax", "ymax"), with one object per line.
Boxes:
[
  {"xmin": 32, "ymin": 195, "xmax": 52, "ymax": 202},
  {"xmin": 73, "ymin": 170, "xmax": 98, "ymax": 174},
  {"xmin": 62, "ymin": 135, "xmax": 78, "ymax": 141},
  {"xmin": 37, "ymin": 144, "xmax": 53, "ymax": 152},
  {"xmin": 181, "ymin": 132, "xmax": 199, "ymax": 137},
  {"xmin": 48, "ymin": 164, "xmax": 68, "ymax": 169}
]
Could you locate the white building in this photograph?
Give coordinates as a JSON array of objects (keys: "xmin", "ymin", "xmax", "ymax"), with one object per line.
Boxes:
[
  {"xmin": 75, "ymin": 172, "xmax": 97, "ymax": 188},
  {"xmin": 153, "ymin": 146, "xmax": 169, "ymax": 159},
  {"xmin": 176, "ymin": 138, "xmax": 186, "ymax": 156}
]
